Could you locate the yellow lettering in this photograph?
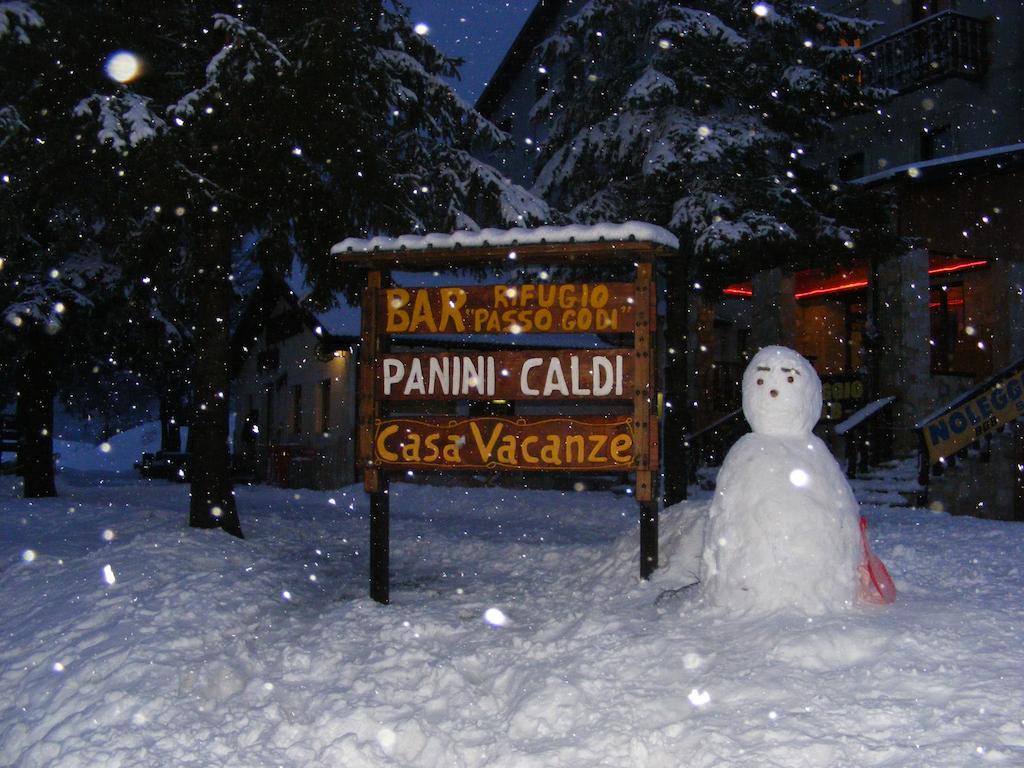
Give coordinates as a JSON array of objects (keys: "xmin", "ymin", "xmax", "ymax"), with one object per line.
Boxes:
[
  {"xmin": 565, "ymin": 435, "xmax": 585, "ymax": 464},
  {"xmin": 469, "ymin": 421, "xmax": 503, "ymax": 462},
  {"xmin": 401, "ymin": 433, "xmax": 422, "ymax": 462},
  {"xmin": 610, "ymin": 434, "xmax": 632, "ymax": 464},
  {"xmin": 521, "ymin": 436, "xmax": 539, "ymax": 463},
  {"xmin": 473, "ymin": 308, "xmax": 489, "ymax": 332},
  {"xmin": 540, "ymin": 436, "xmax": 562, "ymax": 465},
  {"xmin": 493, "ymin": 285, "xmax": 509, "ymax": 308},
  {"xmin": 443, "ymin": 436, "xmax": 463, "ymax": 463},
  {"xmin": 595, "ymin": 308, "xmax": 618, "ymax": 331},
  {"xmin": 375, "ymin": 424, "xmax": 399, "ymax": 462},
  {"xmin": 497, "ymin": 436, "xmax": 518, "ymax": 465},
  {"xmin": 409, "ymin": 290, "xmax": 438, "ymax": 333},
  {"xmin": 587, "ymin": 434, "xmax": 608, "ymax": 462},
  {"xmin": 439, "ymin": 288, "xmax": 466, "ymax": 332},
  {"xmin": 423, "ymin": 433, "xmax": 440, "ymax": 462},
  {"xmin": 385, "ymin": 289, "xmax": 410, "ymax": 332}
]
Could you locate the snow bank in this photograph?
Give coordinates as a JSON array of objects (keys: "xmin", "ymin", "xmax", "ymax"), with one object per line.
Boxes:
[
  {"xmin": 1, "ymin": 473, "xmax": 1023, "ymax": 766},
  {"xmin": 56, "ymin": 421, "xmax": 165, "ymax": 473}
]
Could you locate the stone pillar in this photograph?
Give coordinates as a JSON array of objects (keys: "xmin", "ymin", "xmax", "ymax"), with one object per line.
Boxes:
[
  {"xmin": 988, "ymin": 260, "xmax": 1024, "ymax": 368},
  {"xmin": 750, "ymin": 268, "xmax": 796, "ymax": 350},
  {"xmin": 873, "ymin": 248, "xmax": 930, "ymax": 450}
]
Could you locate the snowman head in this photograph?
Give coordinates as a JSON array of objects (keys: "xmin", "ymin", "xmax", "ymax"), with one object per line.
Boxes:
[{"xmin": 742, "ymin": 346, "xmax": 822, "ymax": 437}]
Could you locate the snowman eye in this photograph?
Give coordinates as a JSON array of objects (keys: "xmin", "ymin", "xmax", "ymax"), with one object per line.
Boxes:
[
  {"xmin": 757, "ymin": 378, "xmax": 764, "ymax": 386},
  {"xmin": 787, "ymin": 376, "xmax": 794, "ymax": 383}
]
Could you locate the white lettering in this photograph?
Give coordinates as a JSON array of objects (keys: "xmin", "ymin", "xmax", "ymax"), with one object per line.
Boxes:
[
  {"xmin": 570, "ymin": 356, "xmax": 590, "ymax": 396},
  {"xmin": 404, "ymin": 358, "xmax": 425, "ymax": 395},
  {"xmin": 463, "ymin": 355, "xmax": 485, "ymax": 395},
  {"xmin": 521, "ymin": 358, "xmax": 542, "ymax": 396},
  {"xmin": 383, "ymin": 359, "xmax": 404, "ymax": 395},
  {"xmin": 428, "ymin": 356, "xmax": 450, "ymax": 396},
  {"xmin": 593, "ymin": 356, "xmax": 613, "ymax": 396},
  {"xmin": 543, "ymin": 359, "xmax": 569, "ymax": 396}
]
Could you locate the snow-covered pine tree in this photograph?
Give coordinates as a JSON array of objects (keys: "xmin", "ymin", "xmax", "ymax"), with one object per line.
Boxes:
[
  {"xmin": 65, "ymin": 0, "xmax": 550, "ymax": 535},
  {"xmin": 0, "ymin": 2, "xmax": 126, "ymax": 497},
  {"xmin": 528, "ymin": 0, "xmax": 898, "ymax": 503},
  {"xmin": 530, "ymin": 0, "xmax": 890, "ymax": 281}
]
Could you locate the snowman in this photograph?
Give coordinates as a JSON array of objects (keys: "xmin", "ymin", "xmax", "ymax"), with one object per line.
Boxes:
[{"xmin": 699, "ymin": 346, "xmax": 861, "ymax": 613}]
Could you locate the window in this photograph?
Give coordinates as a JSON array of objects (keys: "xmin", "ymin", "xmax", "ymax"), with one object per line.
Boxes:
[
  {"xmin": 319, "ymin": 379, "xmax": 331, "ymax": 435},
  {"xmin": 930, "ymin": 284, "xmax": 965, "ymax": 373},
  {"xmin": 292, "ymin": 384, "xmax": 302, "ymax": 436}
]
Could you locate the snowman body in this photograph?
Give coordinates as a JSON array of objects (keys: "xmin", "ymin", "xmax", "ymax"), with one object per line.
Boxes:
[{"xmin": 699, "ymin": 346, "xmax": 860, "ymax": 613}]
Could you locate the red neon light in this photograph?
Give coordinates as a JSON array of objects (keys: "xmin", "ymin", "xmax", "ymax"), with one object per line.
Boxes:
[
  {"xmin": 722, "ymin": 259, "xmax": 988, "ymax": 300},
  {"xmin": 928, "ymin": 259, "xmax": 988, "ymax": 276},
  {"xmin": 795, "ymin": 279, "xmax": 868, "ymax": 299}
]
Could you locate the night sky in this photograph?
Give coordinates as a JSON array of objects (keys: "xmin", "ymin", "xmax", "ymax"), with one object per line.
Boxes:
[{"xmin": 402, "ymin": 0, "xmax": 537, "ymax": 104}]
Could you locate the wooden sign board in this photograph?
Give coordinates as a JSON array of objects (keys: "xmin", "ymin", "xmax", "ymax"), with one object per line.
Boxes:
[
  {"xmin": 382, "ymin": 283, "xmax": 636, "ymax": 334},
  {"xmin": 344, "ymin": 243, "xmax": 668, "ymax": 604},
  {"xmin": 378, "ymin": 350, "xmax": 634, "ymax": 401},
  {"xmin": 374, "ymin": 416, "xmax": 637, "ymax": 471}
]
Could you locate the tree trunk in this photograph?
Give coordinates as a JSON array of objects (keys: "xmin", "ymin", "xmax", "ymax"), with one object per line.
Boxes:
[
  {"xmin": 188, "ymin": 221, "xmax": 243, "ymax": 538},
  {"xmin": 18, "ymin": 329, "xmax": 57, "ymax": 498}
]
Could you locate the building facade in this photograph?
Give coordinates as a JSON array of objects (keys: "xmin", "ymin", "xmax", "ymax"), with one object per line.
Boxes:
[
  {"xmin": 476, "ymin": 0, "xmax": 1024, "ymax": 516},
  {"xmin": 232, "ymin": 277, "xmax": 360, "ymax": 489}
]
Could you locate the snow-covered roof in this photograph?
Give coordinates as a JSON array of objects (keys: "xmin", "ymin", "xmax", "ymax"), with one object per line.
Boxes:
[
  {"xmin": 331, "ymin": 221, "xmax": 679, "ymax": 255},
  {"xmin": 852, "ymin": 142, "xmax": 1024, "ymax": 186}
]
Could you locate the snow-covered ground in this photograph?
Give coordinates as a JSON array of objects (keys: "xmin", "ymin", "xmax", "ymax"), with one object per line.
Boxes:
[{"xmin": 2, "ymin": 465, "xmax": 1023, "ymax": 766}]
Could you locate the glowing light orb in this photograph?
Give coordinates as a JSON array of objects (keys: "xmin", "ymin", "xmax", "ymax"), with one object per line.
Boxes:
[
  {"xmin": 752, "ymin": 3, "xmax": 771, "ymax": 17},
  {"xmin": 105, "ymin": 51, "xmax": 143, "ymax": 83},
  {"xmin": 688, "ymin": 688, "xmax": 711, "ymax": 706},
  {"xmin": 102, "ymin": 564, "xmax": 116, "ymax": 585},
  {"xmin": 22, "ymin": 549, "xmax": 36, "ymax": 563},
  {"xmin": 99, "ymin": 442, "xmax": 112, "ymax": 454},
  {"xmin": 413, "ymin": 22, "xmax": 429, "ymax": 35},
  {"xmin": 484, "ymin": 607, "xmax": 508, "ymax": 627},
  {"xmin": 789, "ymin": 469, "xmax": 810, "ymax": 487}
]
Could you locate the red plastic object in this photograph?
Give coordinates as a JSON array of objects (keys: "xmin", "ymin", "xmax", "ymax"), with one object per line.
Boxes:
[{"xmin": 858, "ymin": 516, "xmax": 896, "ymax": 605}]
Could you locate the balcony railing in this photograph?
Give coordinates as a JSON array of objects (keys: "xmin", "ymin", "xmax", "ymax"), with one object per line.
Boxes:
[{"xmin": 861, "ymin": 11, "xmax": 988, "ymax": 92}]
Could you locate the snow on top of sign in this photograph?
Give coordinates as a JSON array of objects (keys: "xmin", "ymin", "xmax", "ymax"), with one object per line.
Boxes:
[{"xmin": 331, "ymin": 221, "xmax": 679, "ymax": 255}]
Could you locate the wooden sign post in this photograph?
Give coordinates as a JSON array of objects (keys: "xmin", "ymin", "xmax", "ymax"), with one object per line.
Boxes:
[{"xmin": 337, "ymin": 236, "xmax": 675, "ymax": 603}]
